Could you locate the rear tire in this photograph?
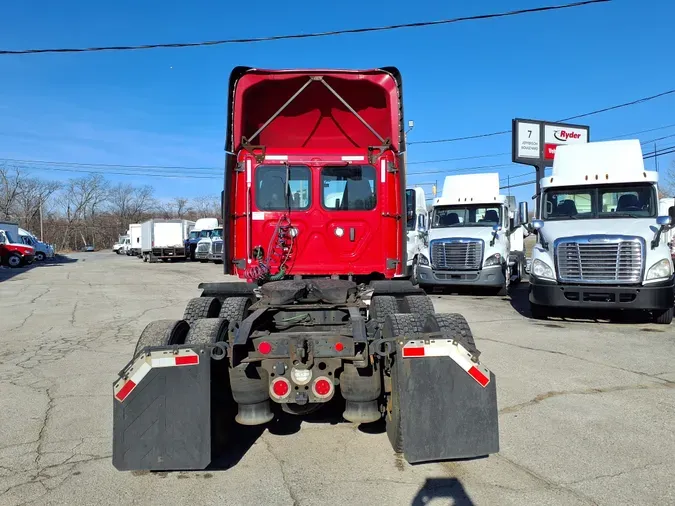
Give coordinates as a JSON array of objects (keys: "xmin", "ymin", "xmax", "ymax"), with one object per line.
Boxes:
[
  {"xmin": 382, "ymin": 313, "xmax": 427, "ymax": 453},
  {"xmin": 133, "ymin": 319, "xmax": 190, "ymax": 357},
  {"xmin": 218, "ymin": 296, "xmax": 251, "ymax": 322},
  {"xmin": 184, "ymin": 317, "xmax": 230, "ymax": 344},
  {"xmin": 183, "ymin": 297, "xmax": 221, "ymax": 327},
  {"xmin": 370, "ymin": 296, "xmax": 398, "ymax": 328},
  {"xmin": 653, "ymin": 307, "xmax": 673, "ymax": 325},
  {"xmin": 434, "ymin": 313, "xmax": 478, "ymax": 355},
  {"xmin": 402, "ymin": 294, "xmax": 435, "ymax": 317},
  {"xmin": 36, "ymin": 252, "xmax": 46, "ymax": 262}
]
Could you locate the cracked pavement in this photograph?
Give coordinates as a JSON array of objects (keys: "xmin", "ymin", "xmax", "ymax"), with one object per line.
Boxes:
[{"xmin": 1, "ymin": 253, "xmax": 674, "ymax": 505}]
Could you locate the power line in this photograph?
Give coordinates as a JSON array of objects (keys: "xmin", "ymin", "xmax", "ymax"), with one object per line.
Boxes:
[
  {"xmin": 409, "ymin": 88, "xmax": 675, "ymax": 145},
  {"xmin": 501, "ymin": 147, "xmax": 675, "ymax": 189},
  {"xmin": 0, "ymin": 1, "xmax": 609, "ymax": 56},
  {"xmin": 12, "ymin": 163, "xmax": 221, "ymax": 180},
  {"xmin": 409, "ymin": 122, "xmax": 675, "ymax": 165},
  {"xmin": 0, "ymin": 157, "xmax": 220, "ymax": 171}
]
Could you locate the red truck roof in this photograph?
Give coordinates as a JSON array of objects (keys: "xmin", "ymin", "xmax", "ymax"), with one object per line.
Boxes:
[{"xmin": 225, "ymin": 67, "xmax": 405, "ymax": 154}]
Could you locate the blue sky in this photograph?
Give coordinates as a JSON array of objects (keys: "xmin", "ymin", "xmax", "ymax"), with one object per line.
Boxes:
[{"xmin": 0, "ymin": 0, "xmax": 674, "ymax": 205}]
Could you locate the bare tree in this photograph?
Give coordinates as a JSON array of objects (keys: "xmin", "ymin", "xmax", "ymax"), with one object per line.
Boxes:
[
  {"xmin": 173, "ymin": 197, "xmax": 190, "ymax": 218},
  {"xmin": 108, "ymin": 183, "xmax": 156, "ymax": 229},
  {"xmin": 0, "ymin": 165, "xmax": 24, "ymax": 220},
  {"xmin": 14, "ymin": 177, "xmax": 61, "ymax": 235},
  {"xmin": 57, "ymin": 174, "xmax": 109, "ymax": 249},
  {"xmin": 191, "ymin": 195, "xmax": 220, "ymax": 218}
]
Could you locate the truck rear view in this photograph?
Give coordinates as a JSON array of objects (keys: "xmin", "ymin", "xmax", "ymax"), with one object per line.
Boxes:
[{"xmin": 112, "ymin": 67, "xmax": 500, "ymax": 472}]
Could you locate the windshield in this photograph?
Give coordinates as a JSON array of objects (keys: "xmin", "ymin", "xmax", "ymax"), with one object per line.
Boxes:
[
  {"xmin": 431, "ymin": 205, "xmax": 501, "ymax": 228},
  {"xmin": 199, "ymin": 230, "xmax": 212, "ymax": 238},
  {"xmin": 543, "ymin": 183, "xmax": 657, "ymax": 220},
  {"xmin": 4, "ymin": 231, "xmax": 17, "ymax": 244},
  {"xmin": 189, "ymin": 231, "xmax": 199, "ymax": 239},
  {"xmin": 211, "ymin": 229, "xmax": 223, "ymax": 238}
]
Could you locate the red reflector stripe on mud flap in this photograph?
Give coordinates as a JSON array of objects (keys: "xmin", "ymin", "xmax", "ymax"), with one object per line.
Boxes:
[
  {"xmin": 468, "ymin": 366, "xmax": 490, "ymax": 387},
  {"xmin": 175, "ymin": 355, "xmax": 199, "ymax": 366},
  {"xmin": 115, "ymin": 380, "xmax": 136, "ymax": 402},
  {"xmin": 402, "ymin": 346, "xmax": 425, "ymax": 357}
]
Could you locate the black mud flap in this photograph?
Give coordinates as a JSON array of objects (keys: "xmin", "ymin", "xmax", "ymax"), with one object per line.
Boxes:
[
  {"xmin": 112, "ymin": 347, "xmax": 211, "ymax": 471},
  {"xmin": 396, "ymin": 343, "xmax": 499, "ymax": 464}
]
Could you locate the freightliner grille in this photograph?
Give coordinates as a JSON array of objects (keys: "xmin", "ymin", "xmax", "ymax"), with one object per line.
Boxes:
[
  {"xmin": 197, "ymin": 243, "xmax": 209, "ymax": 253},
  {"xmin": 213, "ymin": 241, "xmax": 223, "ymax": 255},
  {"xmin": 555, "ymin": 237, "xmax": 643, "ymax": 284},
  {"xmin": 431, "ymin": 239, "xmax": 483, "ymax": 270}
]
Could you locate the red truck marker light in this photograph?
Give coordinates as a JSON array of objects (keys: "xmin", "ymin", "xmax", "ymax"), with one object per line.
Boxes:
[
  {"xmin": 258, "ymin": 341, "xmax": 272, "ymax": 355},
  {"xmin": 401, "ymin": 340, "xmax": 491, "ymax": 388},
  {"xmin": 270, "ymin": 377, "xmax": 291, "ymax": 399},
  {"xmin": 312, "ymin": 377, "xmax": 334, "ymax": 399},
  {"xmin": 114, "ymin": 350, "xmax": 200, "ymax": 403},
  {"xmin": 334, "ymin": 342, "xmax": 344, "ymax": 352}
]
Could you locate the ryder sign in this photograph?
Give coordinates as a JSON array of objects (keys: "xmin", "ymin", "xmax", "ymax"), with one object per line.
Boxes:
[
  {"xmin": 543, "ymin": 124, "xmax": 589, "ymax": 161},
  {"xmin": 512, "ymin": 118, "xmax": 589, "ymax": 167}
]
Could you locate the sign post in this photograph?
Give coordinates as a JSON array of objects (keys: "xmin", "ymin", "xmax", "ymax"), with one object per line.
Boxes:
[{"xmin": 512, "ymin": 118, "xmax": 590, "ymax": 216}]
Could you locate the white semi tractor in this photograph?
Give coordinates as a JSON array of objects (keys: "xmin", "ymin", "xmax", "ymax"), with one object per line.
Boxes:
[
  {"xmin": 195, "ymin": 225, "xmax": 224, "ymax": 263},
  {"xmin": 405, "ymin": 186, "xmax": 429, "ymax": 280},
  {"xmin": 415, "ymin": 173, "xmax": 528, "ymax": 294},
  {"xmin": 528, "ymin": 139, "xmax": 675, "ymax": 324}
]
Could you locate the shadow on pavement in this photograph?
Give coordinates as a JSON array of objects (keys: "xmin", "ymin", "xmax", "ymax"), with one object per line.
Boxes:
[
  {"xmin": 509, "ymin": 280, "xmax": 659, "ymax": 325},
  {"xmin": 411, "ymin": 478, "xmax": 475, "ymax": 506},
  {"xmin": 0, "ymin": 254, "xmax": 78, "ymax": 283}
]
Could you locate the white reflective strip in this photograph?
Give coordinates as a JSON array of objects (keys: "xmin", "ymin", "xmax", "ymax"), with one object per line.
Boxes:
[
  {"xmin": 151, "ymin": 356, "xmax": 176, "ymax": 368},
  {"xmin": 246, "ymin": 159, "xmax": 252, "ymax": 185},
  {"xmin": 129, "ymin": 361, "xmax": 152, "ymax": 384},
  {"xmin": 403, "ymin": 339, "xmax": 491, "ymax": 383},
  {"xmin": 342, "ymin": 155, "xmax": 365, "ymax": 161},
  {"xmin": 265, "ymin": 155, "xmax": 288, "ymax": 161},
  {"xmin": 380, "ymin": 160, "xmax": 386, "ymax": 183}
]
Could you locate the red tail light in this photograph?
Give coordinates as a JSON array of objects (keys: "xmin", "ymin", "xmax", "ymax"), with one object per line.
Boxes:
[
  {"xmin": 334, "ymin": 342, "xmax": 344, "ymax": 352},
  {"xmin": 270, "ymin": 378, "xmax": 290, "ymax": 399},
  {"xmin": 312, "ymin": 377, "xmax": 333, "ymax": 399},
  {"xmin": 258, "ymin": 341, "xmax": 272, "ymax": 355}
]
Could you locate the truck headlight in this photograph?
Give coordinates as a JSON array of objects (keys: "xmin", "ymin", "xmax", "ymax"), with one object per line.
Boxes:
[
  {"xmin": 531, "ymin": 259, "xmax": 555, "ymax": 280},
  {"xmin": 484, "ymin": 253, "xmax": 502, "ymax": 267},
  {"xmin": 646, "ymin": 259, "xmax": 673, "ymax": 281},
  {"xmin": 418, "ymin": 254, "xmax": 429, "ymax": 266}
]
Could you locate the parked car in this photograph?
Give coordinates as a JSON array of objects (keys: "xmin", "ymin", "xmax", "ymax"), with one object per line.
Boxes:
[
  {"xmin": 0, "ymin": 230, "xmax": 35, "ymax": 267},
  {"xmin": 18, "ymin": 228, "xmax": 54, "ymax": 261}
]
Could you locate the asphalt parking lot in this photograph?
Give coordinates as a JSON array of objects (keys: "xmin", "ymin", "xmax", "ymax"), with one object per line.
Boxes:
[{"xmin": 0, "ymin": 253, "xmax": 673, "ymax": 506}]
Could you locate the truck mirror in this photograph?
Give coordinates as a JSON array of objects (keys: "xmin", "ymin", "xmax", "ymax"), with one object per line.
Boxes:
[
  {"xmin": 656, "ymin": 216, "xmax": 671, "ymax": 227},
  {"xmin": 532, "ymin": 219, "xmax": 544, "ymax": 230},
  {"xmin": 518, "ymin": 202, "xmax": 529, "ymax": 225},
  {"xmin": 492, "ymin": 224, "xmax": 499, "ymax": 232}
]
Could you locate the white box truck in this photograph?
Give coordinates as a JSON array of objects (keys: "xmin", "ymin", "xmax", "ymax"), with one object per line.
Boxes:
[
  {"xmin": 415, "ymin": 173, "xmax": 528, "ymax": 294},
  {"xmin": 128, "ymin": 224, "xmax": 142, "ymax": 257},
  {"xmin": 141, "ymin": 219, "xmax": 195, "ymax": 262},
  {"xmin": 528, "ymin": 140, "xmax": 675, "ymax": 324}
]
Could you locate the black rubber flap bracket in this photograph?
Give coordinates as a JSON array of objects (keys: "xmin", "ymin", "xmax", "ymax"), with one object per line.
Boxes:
[
  {"xmin": 395, "ymin": 341, "xmax": 499, "ymax": 464},
  {"xmin": 112, "ymin": 347, "xmax": 211, "ymax": 471}
]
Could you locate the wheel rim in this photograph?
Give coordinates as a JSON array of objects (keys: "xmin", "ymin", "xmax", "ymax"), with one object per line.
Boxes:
[
  {"xmin": 412, "ymin": 260, "xmax": 419, "ymax": 284},
  {"xmin": 37, "ymin": 253, "xmax": 45, "ymax": 261},
  {"xmin": 504, "ymin": 264, "xmax": 511, "ymax": 292},
  {"xmin": 9, "ymin": 256, "xmax": 20, "ymax": 267}
]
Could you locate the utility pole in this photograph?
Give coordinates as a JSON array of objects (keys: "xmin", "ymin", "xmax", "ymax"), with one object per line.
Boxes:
[
  {"xmin": 654, "ymin": 143, "xmax": 659, "ymax": 172},
  {"xmin": 39, "ymin": 200, "xmax": 44, "ymax": 241}
]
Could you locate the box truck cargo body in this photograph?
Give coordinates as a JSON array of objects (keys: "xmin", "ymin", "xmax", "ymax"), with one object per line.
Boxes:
[{"xmin": 141, "ymin": 219, "xmax": 195, "ymax": 262}]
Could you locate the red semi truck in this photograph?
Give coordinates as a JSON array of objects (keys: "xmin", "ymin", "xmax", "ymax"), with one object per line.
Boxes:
[{"xmin": 112, "ymin": 67, "xmax": 500, "ymax": 471}]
